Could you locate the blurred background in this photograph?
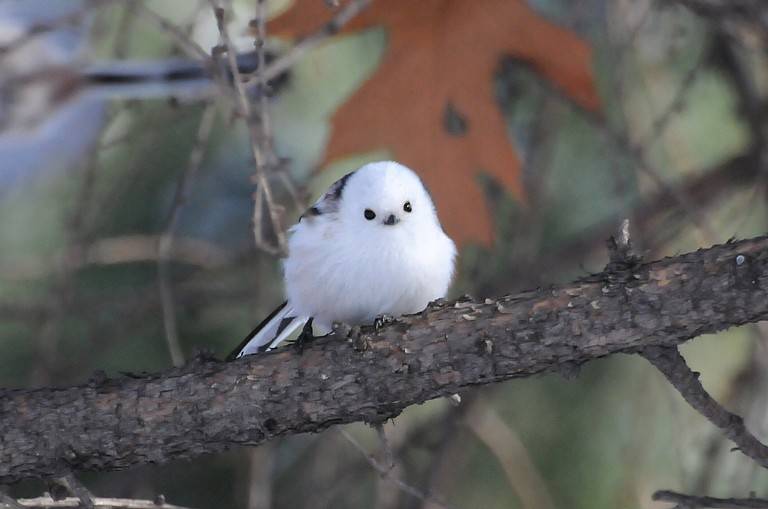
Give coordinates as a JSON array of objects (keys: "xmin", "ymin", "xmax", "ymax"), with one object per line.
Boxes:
[{"xmin": 1, "ymin": 0, "xmax": 767, "ymax": 507}]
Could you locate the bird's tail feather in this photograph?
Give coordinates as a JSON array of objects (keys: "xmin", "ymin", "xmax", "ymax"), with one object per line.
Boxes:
[{"xmin": 227, "ymin": 301, "xmax": 306, "ymax": 360}]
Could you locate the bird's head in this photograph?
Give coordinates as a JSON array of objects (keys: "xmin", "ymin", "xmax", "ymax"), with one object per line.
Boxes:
[{"xmin": 339, "ymin": 161, "xmax": 441, "ymax": 235}]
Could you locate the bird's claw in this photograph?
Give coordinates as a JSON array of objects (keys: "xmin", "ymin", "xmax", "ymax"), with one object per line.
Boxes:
[
  {"xmin": 373, "ymin": 314, "xmax": 395, "ymax": 331},
  {"xmin": 293, "ymin": 318, "xmax": 315, "ymax": 354}
]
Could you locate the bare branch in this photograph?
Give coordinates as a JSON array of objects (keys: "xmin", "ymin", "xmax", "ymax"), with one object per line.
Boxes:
[
  {"xmin": 158, "ymin": 102, "xmax": 217, "ymax": 367},
  {"xmin": 667, "ymin": 0, "xmax": 768, "ymax": 39},
  {"xmin": 246, "ymin": 444, "xmax": 274, "ymax": 509},
  {"xmin": 639, "ymin": 50, "xmax": 707, "ymax": 149},
  {"xmin": 14, "ymin": 495, "xmax": 195, "ymax": 509},
  {"xmin": 0, "ymin": 7, "xmax": 90, "ymax": 57},
  {"xmin": 0, "ymin": 235, "xmax": 233, "ymax": 280},
  {"xmin": 374, "ymin": 423, "xmax": 395, "ymax": 473},
  {"xmin": 133, "ymin": 3, "xmax": 210, "ymax": 61},
  {"xmin": 245, "ymin": 0, "xmax": 373, "ymax": 86},
  {"xmin": 339, "ymin": 430, "xmax": 454, "ymax": 509},
  {"xmin": 642, "ymin": 346, "xmax": 768, "ymax": 469},
  {"xmin": 529, "ymin": 57, "xmax": 722, "ymax": 243},
  {"xmin": 465, "ymin": 402, "xmax": 555, "ymax": 509},
  {"xmin": 210, "ymin": 1, "xmax": 287, "ymax": 255},
  {"xmin": 653, "ymin": 490, "xmax": 768, "ymax": 509}
]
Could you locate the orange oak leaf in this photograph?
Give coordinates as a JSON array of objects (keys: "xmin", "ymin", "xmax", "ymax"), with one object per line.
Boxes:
[{"xmin": 269, "ymin": 0, "xmax": 600, "ymax": 245}]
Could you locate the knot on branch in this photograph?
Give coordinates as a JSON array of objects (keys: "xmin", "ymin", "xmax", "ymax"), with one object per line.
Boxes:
[{"xmin": 733, "ymin": 252, "xmax": 762, "ymax": 290}]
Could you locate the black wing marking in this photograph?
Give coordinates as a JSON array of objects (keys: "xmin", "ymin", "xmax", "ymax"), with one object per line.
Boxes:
[
  {"xmin": 227, "ymin": 301, "xmax": 291, "ymax": 361},
  {"xmin": 299, "ymin": 171, "xmax": 355, "ymax": 221}
]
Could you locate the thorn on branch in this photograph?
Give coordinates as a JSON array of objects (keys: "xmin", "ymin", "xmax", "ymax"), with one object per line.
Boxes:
[{"xmin": 606, "ymin": 218, "xmax": 642, "ymax": 271}]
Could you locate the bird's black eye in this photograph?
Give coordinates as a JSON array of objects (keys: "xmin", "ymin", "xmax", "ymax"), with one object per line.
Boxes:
[
  {"xmin": 364, "ymin": 209, "xmax": 376, "ymax": 220},
  {"xmin": 403, "ymin": 201, "xmax": 412, "ymax": 213}
]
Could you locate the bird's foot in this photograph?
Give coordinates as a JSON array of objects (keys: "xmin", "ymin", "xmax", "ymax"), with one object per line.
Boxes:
[
  {"xmin": 293, "ymin": 318, "xmax": 315, "ymax": 354},
  {"xmin": 373, "ymin": 314, "xmax": 395, "ymax": 331}
]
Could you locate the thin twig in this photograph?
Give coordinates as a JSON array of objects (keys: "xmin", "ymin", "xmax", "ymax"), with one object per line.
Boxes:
[
  {"xmin": 525, "ymin": 44, "xmax": 720, "ymax": 244},
  {"xmin": 653, "ymin": 490, "xmax": 768, "ymax": 509},
  {"xmin": 111, "ymin": 0, "xmax": 139, "ymax": 58},
  {"xmin": 244, "ymin": 0, "xmax": 372, "ymax": 86},
  {"xmin": 134, "ymin": 3, "xmax": 211, "ymax": 61},
  {"xmin": 252, "ymin": 0, "xmax": 274, "ymax": 145},
  {"xmin": 338, "ymin": 429, "xmax": 457, "ymax": 509},
  {"xmin": 210, "ymin": 1, "xmax": 287, "ymax": 255},
  {"xmin": 642, "ymin": 346, "xmax": 768, "ymax": 469},
  {"xmin": 246, "ymin": 444, "xmax": 274, "ymax": 509},
  {"xmin": 133, "ymin": 0, "xmax": 306, "ymax": 254},
  {"xmin": 157, "ymin": 102, "xmax": 217, "ymax": 367},
  {"xmin": 639, "ymin": 49, "xmax": 707, "ymax": 149},
  {"xmin": 417, "ymin": 407, "xmax": 466, "ymax": 509},
  {"xmin": 465, "ymin": 402, "xmax": 556, "ymax": 509},
  {"xmin": 14, "ymin": 496, "xmax": 194, "ymax": 509},
  {"xmin": 177, "ymin": 0, "xmax": 211, "ymax": 50},
  {"xmin": 0, "ymin": 7, "xmax": 91, "ymax": 57},
  {"xmin": 606, "ymin": 0, "xmax": 654, "ymax": 114},
  {"xmin": 670, "ymin": 0, "xmax": 768, "ymax": 45},
  {"xmin": 1, "ymin": 235, "xmax": 232, "ymax": 281},
  {"xmin": 31, "ymin": 108, "xmax": 104, "ymax": 383},
  {"xmin": 249, "ymin": 0, "xmax": 289, "ymax": 253},
  {"xmin": 592, "ymin": 110, "xmax": 719, "ymax": 243},
  {"xmin": 374, "ymin": 423, "xmax": 395, "ymax": 472}
]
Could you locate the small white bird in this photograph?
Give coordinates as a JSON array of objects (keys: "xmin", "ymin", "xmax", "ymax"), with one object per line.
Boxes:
[{"xmin": 230, "ymin": 161, "xmax": 456, "ymax": 359}]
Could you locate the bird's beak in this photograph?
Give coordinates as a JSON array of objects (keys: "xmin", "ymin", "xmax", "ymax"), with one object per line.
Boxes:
[{"xmin": 383, "ymin": 214, "xmax": 400, "ymax": 226}]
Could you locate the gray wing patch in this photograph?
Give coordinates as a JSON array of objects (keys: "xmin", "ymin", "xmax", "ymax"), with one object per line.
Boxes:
[{"xmin": 300, "ymin": 171, "xmax": 355, "ymax": 221}]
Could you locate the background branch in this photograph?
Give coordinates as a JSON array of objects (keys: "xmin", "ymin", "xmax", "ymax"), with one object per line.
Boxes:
[
  {"xmin": 654, "ymin": 489, "xmax": 768, "ymax": 509},
  {"xmin": 643, "ymin": 346, "xmax": 768, "ymax": 468},
  {"xmin": 13, "ymin": 496, "xmax": 195, "ymax": 509}
]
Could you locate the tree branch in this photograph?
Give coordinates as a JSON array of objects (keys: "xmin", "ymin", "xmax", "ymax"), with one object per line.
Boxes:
[
  {"xmin": 13, "ymin": 495, "xmax": 194, "ymax": 509},
  {"xmin": 2, "ymin": 235, "xmax": 768, "ymax": 484},
  {"xmin": 653, "ymin": 490, "xmax": 768, "ymax": 509},
  {"xmin": 643, "ymin": 346, "xmax": 768, "ymax": 468}
]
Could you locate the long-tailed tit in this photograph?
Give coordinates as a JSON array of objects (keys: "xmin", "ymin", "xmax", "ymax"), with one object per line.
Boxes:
[{"xmin": 230, "ymin": 161, "xmax": 456, "ymax": 358}]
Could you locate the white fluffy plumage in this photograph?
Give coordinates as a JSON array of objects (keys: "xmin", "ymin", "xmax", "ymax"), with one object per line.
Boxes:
[{"xmin": 231, "ymin": 161, "xmax": 456, "ymax": 358}]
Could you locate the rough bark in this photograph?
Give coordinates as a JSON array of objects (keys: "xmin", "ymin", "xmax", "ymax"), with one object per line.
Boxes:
[{"xmin": 2, "ymin": 235, "xmax": 768, "ymax": 485}]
